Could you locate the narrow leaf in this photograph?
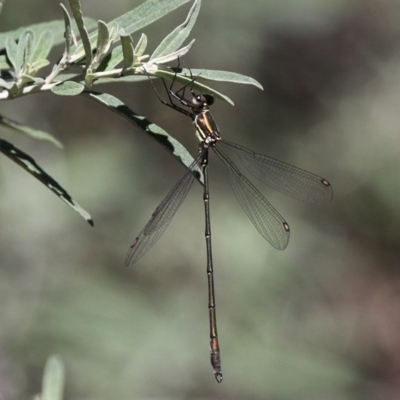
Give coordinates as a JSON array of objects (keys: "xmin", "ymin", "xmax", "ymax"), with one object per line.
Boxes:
[
  {"xmin": 51, "ymin": 81, "xmax": 85, "ymax": 95},
  {"xmin": 113, "ymin": 0, "xmax": 191, "ymax": 35},
  {"xmin": 149, "ymin": 39, "xmax": 195, "ymax": 65},
  {"xmin": 0, "ymin": 138, "xmax": 93, "ymax": 225},
  {"xmin": 41, "ymin": 356, "xmax": 65, "ymax": 400},
  {"xmin": 31, "ymin": 31, "xmax": 54, "ymax": 62},
  {"xmin": 120, "ymin": 30, "xmax": 134, "ymax": 70},
  {"xmin": 5, "ymin": 37, "xmax": 19, "ymax": 74},
  {"xmin": 151, "ymin": 0, "xmax": 200, "ymax": 60},
  {"xmin": 153, "ymin": 68, "xmax": 234, "ymax": 105},
  {"xmin": 0, "ymin": 1, "xmax": 4, "ymax": 15},
  {"xmin": 60, "ymin": 3, "xmax": 74, "ymax": 57},
  {"xmin": 0, "ymin": 19, "xmax": 97, "ymax": 51},
  {"xmin": 177, "ymin": 68, "xmax": 264, "ymax": 90},
  {"xmin": 17, "ymin": 30, "xmax": 35, "ymax": 71},
  {"xmin": 84, "ymin": 91, "xmax": 203, "ymax": 184},
  {"xmin": 0, "ymin": 54, "xmax": 10, "ymax": 69},
  {"xmin": 0, "ymin": 114, "xmax": 63, "ymax": 148},
  {"xmin": 135, "ymin": 33, "xmax": 147, "ymax": 57},
  {"xmin": 69, "ymin": 0, "xmax": 92, "ymax": 65},
  {"xmin": 96, "ymin": 20, "xmax": 110, "ymax": 58}
]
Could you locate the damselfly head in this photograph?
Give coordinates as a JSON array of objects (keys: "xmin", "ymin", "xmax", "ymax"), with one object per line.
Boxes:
[{"xmin": 191, "ymin": 91, "xmax": 214, "ymax": 108}]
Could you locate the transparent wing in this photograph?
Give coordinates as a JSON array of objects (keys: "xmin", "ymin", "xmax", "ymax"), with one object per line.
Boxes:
[
  {"xmin": 125, "ymin": 153, "xmax": 203, "ymax": 266},
  {"xmin": 214, "ymin": 146, "xmax": 290, "ymax": 250},
  {"xmin": 219, "ymin": 139, "xmax": 333, "ymax": 205}
]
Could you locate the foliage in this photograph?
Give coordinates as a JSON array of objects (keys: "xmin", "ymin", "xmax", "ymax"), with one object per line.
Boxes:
[{"xmin": 0, "ymin": 0, "xmax": 262, "ymax": 224}]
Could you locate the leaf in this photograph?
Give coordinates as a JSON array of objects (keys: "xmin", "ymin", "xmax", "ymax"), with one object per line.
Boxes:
[
  {"xmin": 0, "ymin": 114, "xmax": 63, "ymax": 148},
  {"xmin": 148, "ymin": 39, "xmax": 195, "ymax": 66},
  {"xmin": 0, "ymin": 138, "xmax": 93, "ymax": 225},
  {"xmin": 113, "ymin": 0, "xmax": 192, "ymax": 36},
  {"xmin": 41, "ymin": 356, "xmax": 65, "ymax": 400},
  {"xmin": 5, "ymin": 37, "xmax": 18, "ymax": 74},
  {"xmin": 119, "ymin": 30, "xmax": 134, "ymax": 70},
  {"xmin": 84, "ymin": 91, "xmax": 203, "ymax": 185},
  {"xmin": 154, "ymin": 69, "xmax": 234, "ymax": 105},
  {"xmin": 51, "ymin": 81, "xmax": 84, "ymax": 95},
  {"xmin": 96, "ymin": 20, "xmax": 110, "ymax": 59},
  {"xmin": 17, "ymin": 30, "xmax": 35, "ymax": 72},
  {"xmin": 177, "ymin": 68, "xmax": 264, "ymax": 90},
  {"xmin": 0, "ymin": 0, "xmax": 4, "ymax": 15},
  {"xmin": 151, "ymin": 0, "xmax": 200, "ymax": 60},
  {"xmin": 31, "ymin": 30, "xmax": 54, "ymax": 62},
  {"xmin": 135, "ymin": 33, "xmax": 147, "ymax": 57},
  {"xmin": 0, "ymin": 19, "xmax": 97, "ymax": 51},
  {"xmin": 0, "ymin": 78, "xmax": 16, "ymax": 90},
  {"xmin": 0, "ymin": 54, "xmax": 9, "ymax": 69},
  {"xmin": 69, "ymin": 0, "xmax": 92, "ymax": 65},
  {"xmin": 60, "ymin": 3, "xmax": 75, "ymax": 57}
]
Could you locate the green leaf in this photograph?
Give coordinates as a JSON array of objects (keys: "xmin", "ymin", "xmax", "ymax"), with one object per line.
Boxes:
[
  {"xmin": 41, "ymin": 356, "xmax": 65, "ymax": 400},
  {"xmin": 5, "ymin": 37, "xmax": 18, "ymax": 74},
  {"xmin": 51, "ymin": 81, "xmax": 85, "ymax": 95},
  {"xmin": 113, "ymin": 0, "xmax": 192, "ymax": 36},
  {"xmin": 69, "ymin": 0, "xmax": 92, "ymax": 65},
  {"xmin": 0, "ymin": 54, "xmax": 9, "ymax": 69},
  {"xmin": 0, "ymin": 114, "xmax": 63, "ymax": 148},
  {"xmin": 84, "ymin": 91, "xmax": 203, "ymax": 184},
  {"xmin": 120, "ymin": 30, "xmax": 134, "ymax": 70},
  {"xmin": 0, "ymin": 138, "xmax": 93, "ymax": 225},
  {"xmin": 60, "ymin": 3, "xmax": 75, "ymax": 57},
  {"xmin": 31, "ymin": 30, "xmax": 54, "ymax": 62},
  {"xmin": 151, "ymin": 0, "xmax": 200, "ymax": 60},
  {"xmin": 0, "ymin": 0, "xmax": 4, "ymax": 15},
  {"xmin": 96, "ymin": 20, "xmax": 110, "ymax": 59},
  {"xmin": 149, "ymin": 39, "xmax": 194, "ymax": 66},
  {"xmin": 178, "ymin": 68, "xmax": 264, "ymax": 90},
  {"xmin": 30, "ymin": 59, "xmax": 50, "ymax": 74},
  {"xmin": 0, "ymin": 19, "xmax": 97, "ymax": 51},
  {"xmin": 17, "ymin": 30, "xmax": 35, "ymax": 71},
  {"xmin": 135, "ymin": 33, "xmax": 148, "ymax": 57},
  {"xmin": 154, "ymin": 69, "xmax": 234, "ymax": 105}
]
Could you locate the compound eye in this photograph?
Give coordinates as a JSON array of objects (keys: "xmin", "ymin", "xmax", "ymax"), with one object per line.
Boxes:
[{"xmin": 192, "ymin": 95, "xmax": 202, "ymax": 105}]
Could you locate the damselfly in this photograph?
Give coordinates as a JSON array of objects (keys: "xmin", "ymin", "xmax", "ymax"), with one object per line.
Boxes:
[{"xmin": 126, "ymin": 74, "xmax": 333, "ymax": 382}]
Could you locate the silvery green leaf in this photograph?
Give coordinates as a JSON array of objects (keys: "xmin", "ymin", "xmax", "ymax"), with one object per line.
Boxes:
[
  {"xmin": 5, "ymin": 37, "xmax": 19, "ymax": 74},
  {"xmin": 31, "ymin": 30, "xmax": 54, "ymax": 62},
  {"xmin": 0, "ymin": 139, "xmax": 93, "ymax": 225},
  {"xmin": 20, "ymin": 74, "xmax": 43, "ymax": 84},
  {"xmin": 51, "ymin": 81, "xmax": 85, "ymax": 96},
  {"xmin": 30, "ymin": 59, "xmax": 50, "ymax": 74},
  {"xmin": 135, "ymin": 33, "xmax": 147, "ymax": 57},
  {"xmin": 100, "ymin": 46, "xmax": 123, "ymax": 71},
  {"xmin": 96, "ymin": 20, "xmax": 110, "ymax": 58},
  {"xmin": 0, "ymin": 54, "xmax": 9, "ymax": 69},
  {"xmin": 60, "ymin": 3, "xmax": 75, "ymax": 57},
  {"xmin": 41, "ymin": 356, "xmax": 65, "ymax": 400},
  {"xmin": 0, "ymin": 114, "xmax": 63, "ymax": 148},
  {"xmin": 151, "ymin": 0, "xmax": 200, "ymax": 61},
  {"xmin": 17, "ymin": 30, "xmax": 35, "ymax": 72},
  {"xmin": 177, "ymin": 68, "xmax": 263, "ymax": 90},
  {"xmin": 149, "ymin": 39, "xmax": 194, "ymax": 66},
  {"xmin": 0, "ymin": 78, "xmax": 17, "ymax": 90},
  {"xmin": 113, "ymin": 0, "xmax": 191, "ymax": 36},
  {"xmin": 154, "ymin": 68, "xmax": 234, "ymax": 105},
  {"xmin": 120, "ymin": 30, "xmax": 135, "ymax": 69},
  {"xmin": 0, "ymin": 19, "xmax": 97, "ymax": 51},
  {"xmin": 84, "ymin": 91, "xmax": 203, "ymax": 184},
  {"xmin": 69, "ymin": 0, "xmax": 92, "ymax": 65}
]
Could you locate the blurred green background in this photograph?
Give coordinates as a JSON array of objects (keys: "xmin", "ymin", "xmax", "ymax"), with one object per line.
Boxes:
[{"xmin": 1, "ymin": 0, "xmax": 400, "ymax": 399}]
